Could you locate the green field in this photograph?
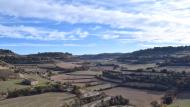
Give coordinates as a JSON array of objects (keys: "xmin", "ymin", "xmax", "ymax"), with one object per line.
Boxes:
[
  {"xmin": 0, "ymin": 74, "xmax": 49, "ymax": 93},
  {"xmin": 168, "ymin": 99, "xmax": 190, "ymax": 107},
  {"xmin": 168, "ymin": 92, "xmax": 190, "ymax": 107},
  {"xmin": 0, "ymin": 92, "xmax": 75, "ymax": 107},
  {"xmin": 0, "ymin": 79, "xmax": 29, "ymax": 93}
]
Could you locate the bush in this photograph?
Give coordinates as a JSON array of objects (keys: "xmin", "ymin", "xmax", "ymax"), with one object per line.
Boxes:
[
  {"xmin": 151, "ymin": 101, "xmax": 160, "ymax": 107},
  {"xmin": 109, "ymin": 95, "xmax": 129, "ymax": 106}
]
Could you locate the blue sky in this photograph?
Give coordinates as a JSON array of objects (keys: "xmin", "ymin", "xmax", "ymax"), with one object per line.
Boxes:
[{"xmin": 0, "ymin": 0, "xmax": 190, "ymax": 55}]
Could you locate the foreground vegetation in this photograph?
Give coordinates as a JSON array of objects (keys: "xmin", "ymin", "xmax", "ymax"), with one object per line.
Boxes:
[{"xmin": 168, "ymin": 100, "xmax": 190, "ymax": 107}]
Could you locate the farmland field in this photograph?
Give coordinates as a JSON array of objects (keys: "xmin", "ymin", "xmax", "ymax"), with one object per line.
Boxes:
[
  {"xmin": 120, "ymin": 64, "xmax": 156, "ymax": 70},
  {"xmin": 15, "ymin": 64, "xmax": 47, "ymax": 73},
  {"xmin": 0, "ymin": 74, "xmax": 49, "ymax": 93},
  {"xmin": 50, "ymin": 70, "xmax": 111, "ymax": 87},
  {"xmin": 86, "ymin": 83, "xmax": 116, "ymax": 91},
  {"xmin": 51, "ymin": 74, "xmax": 95, "ymax": 80},
  {"xmin": 168, "ymin": 100, "xmax": 190, "ymax": 107},
  {"xmin": 0, "ymin": 92, "xmax": 75, "ymax": 107},
  {"xmin": 158, "ymin": 66, "xmax": 190, "ymax": 72},
  {"xmin": 0, "ymin": 79, "xmax": 29, "ymax": 93},
  {"xmin": 51, "ymin": 73, "xmax": 100, "ymax": 87},
  {"xmin": 103, "ymin": 87, "xmax": 165, "ymax": 107},
  {"xmin": 68, "ymin": 70, "xmax": 102, "ymax": 76},
  {"xmin": 56, "ymin": 62, "xmax": 81, "ymax": 69}
]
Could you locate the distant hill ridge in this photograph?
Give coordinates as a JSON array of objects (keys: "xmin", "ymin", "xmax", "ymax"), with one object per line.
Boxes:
[
  {"xmin": 0, "ymin": 49, "xmax": 17, "ymax": 56},
  {"xmin": 118, "ymin": 46, "xmax": 190, "ymax": 63},
  {"xmin": 1, "ymin": 46, "xmax": 190, "ymax": 64},
  {"xmin": 0, "ymin": 50, "xmax": 76, "ymax": 64},
  {"xmin": 130, "ymin": 46, "xmax": 190, "ymax": 56},
  {"xmin": 79, "ymin": 53, "xmax": 123, "ymax": 60},
  {"xmin": 28, "ymin": 52, "xmax": 75, "ymax": 62},
  {"xmin": 28, "ymin": 52, "xmax": 72, "ymax": 58}
]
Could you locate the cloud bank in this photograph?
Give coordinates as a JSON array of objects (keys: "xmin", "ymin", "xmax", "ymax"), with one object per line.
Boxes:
[{"xmin": 0, "ymin": 0, "xmax": 190, "ymax": 46}]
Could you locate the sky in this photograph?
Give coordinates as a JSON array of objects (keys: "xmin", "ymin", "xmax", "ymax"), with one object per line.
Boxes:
[{"xmin": 0, "ymin": 0, "xmax": 190, "ymax": 55}]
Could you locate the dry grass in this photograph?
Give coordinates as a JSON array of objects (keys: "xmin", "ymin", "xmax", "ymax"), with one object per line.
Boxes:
[
  {"xmin": 103, "ymin": 87, "xmax": 165, "ymax": 107},
  {"xmin": 69, "ymin": 70, "xmax": 102, "ymax": 76},
  {"xmin": 120, "ymin": 64, "xmax": 156, "ymax": 70},
  {"xmin": 51, "ymin": 74, "xmax": 100, "ymax": 87},
  {"xmin": 56, "ymin": 62, "xmax": 81, "ymax": 69},
  {"xmin": 0, "ymin": 79, "xmax": 29, "ymax": 93},
  {"xmin": 51, "ymin": 74, "xmax": 94, "ymax": 80},
  {"xmin": 0, "ymin": 92, "xmax": 75, "ymax": 107},
  {"xmin": 87, "ymin": 83, "xmax": 116, "ymax": 91}
]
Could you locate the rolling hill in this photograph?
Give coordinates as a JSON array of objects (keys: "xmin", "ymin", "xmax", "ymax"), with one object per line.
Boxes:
[
  {"xmin": 117, "ymin": 46, "xmax": 190, "ymax": 64},
  {"xmin": 0, "ymin": 50, "xmax": 76, "ymax": 64}
]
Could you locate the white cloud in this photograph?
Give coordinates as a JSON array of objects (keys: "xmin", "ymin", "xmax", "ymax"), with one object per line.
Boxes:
[
  {"xmin": 63, "ymin": 43, "xmax": 96, "ymax": 47},
  {"xmin": 0, "ymin": 43, "xmax": 58, "ymax": 47},
  {"xmin": 0, "ymin": 43, "xmax": 96, "ymax": 47},
  {"xmin": 101, "ymin": 34, "xmax": 120, "ymax": 40},
  {"xmin": 0, "ymin": 0, "xmax": 190, "ymax": 45},
  {"xmin": 0, "ymin": 24, "xmax": 88, "ymax": 40}
]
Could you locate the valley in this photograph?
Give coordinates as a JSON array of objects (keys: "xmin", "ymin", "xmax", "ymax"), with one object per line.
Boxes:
[{"xmin": 1, "ymin": 46, "xmax": 190, "ymax": 107}]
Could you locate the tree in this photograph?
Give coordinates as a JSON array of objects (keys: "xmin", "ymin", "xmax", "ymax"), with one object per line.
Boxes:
[{"xmin": 163, "ymin": 96, "xmax": 173, "ymax": 105}]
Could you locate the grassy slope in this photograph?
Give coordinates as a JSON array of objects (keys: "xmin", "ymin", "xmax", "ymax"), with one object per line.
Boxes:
[
  {"xmin": 0, "ymin": 92, "xmax": 75, "ymax": 107},
  {"xmin": 0, "ymin": 79, "xmax": 29, "ymax": 93},
  {"xmin": 168, "ymin": 100, "xmax": 190, "ymax": 107},
  {"xmin": 0, "ymin": 74, "xmax": 49, "ymax": 93},
  {"xmin": 23, "ymin": 74, "xmax": 50, "ymax": 86},
  {"xmin": 168, "ymin": 92, "xmax": 190, "ymax": 107}
]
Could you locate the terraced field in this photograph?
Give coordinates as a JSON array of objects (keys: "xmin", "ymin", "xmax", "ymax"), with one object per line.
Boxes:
[
  {"xmin": 51, "ymin": 71, "xmax": 102, "ymax": 87},
  {"xmin": 56, "ymin": 62, "xmax": 81, "ymax": 69},
  {"xmin": 87, "ymin": 83, "xmax": 116, "ymax": 91},
  {"xmin": 103, "ymin": 87, "xmax": 165, "ymax": 107},
  {"xmin": 120, "ymin": 64, "xmax": 156, "ymax": 70},
  {"xmin": 68, "ymin": 70, "xmax": 102, "ymax": 76}
]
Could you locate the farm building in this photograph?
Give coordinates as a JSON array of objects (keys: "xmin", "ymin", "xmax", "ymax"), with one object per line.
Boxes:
[{"xmin": 22, "ymin": 78, "xmax": 38, "ymax": 85}]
